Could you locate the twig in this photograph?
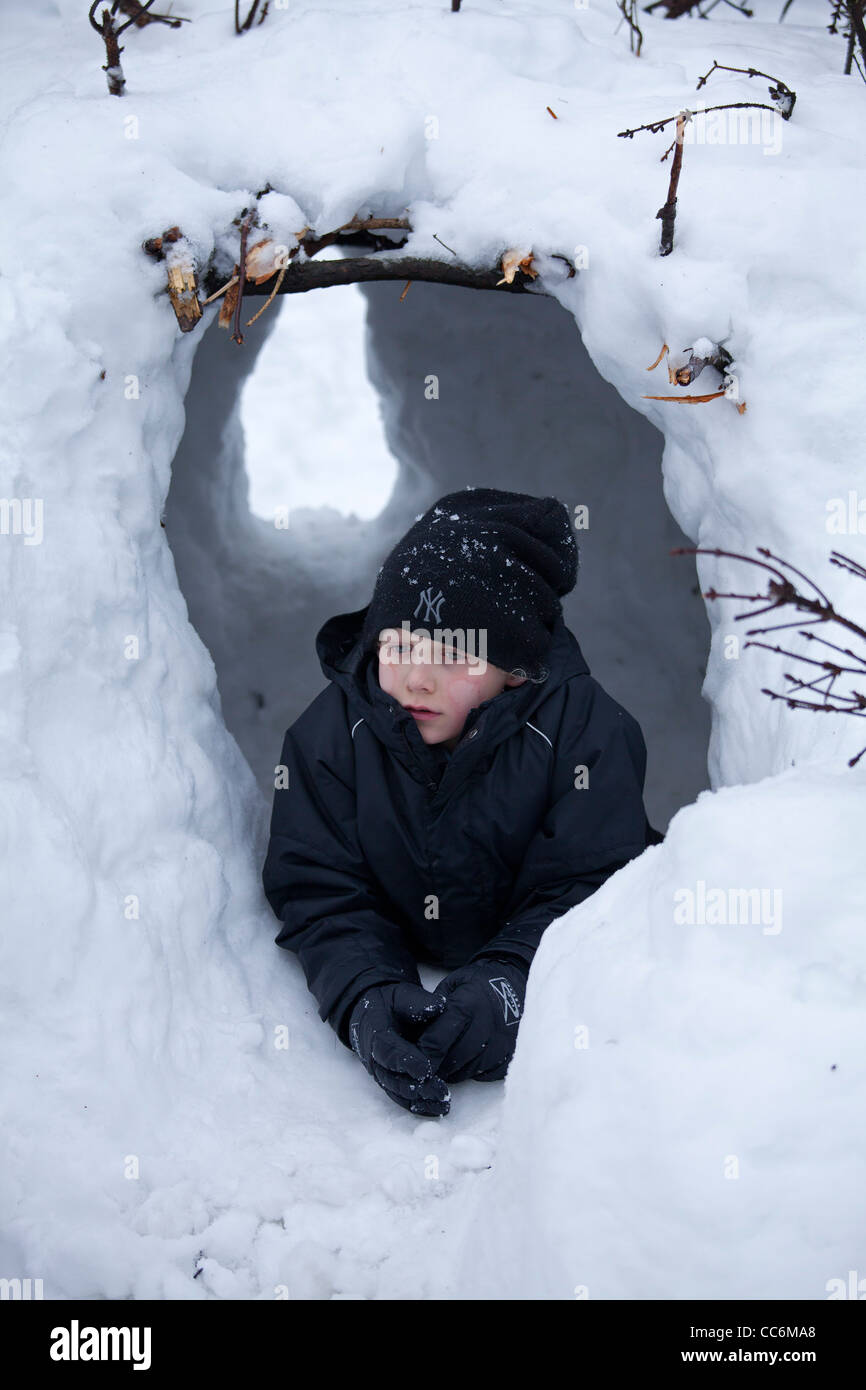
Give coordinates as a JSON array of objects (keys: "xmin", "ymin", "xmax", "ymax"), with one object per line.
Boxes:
[
  {"xmin": 696, "ymin": 59, "xmax": 796, "ymax": 117},
  {"xmin": 432, "ymin": 232, "xmax": 457, "ymax": 255},
  {"xmin": 89, "ymin": 1, "xmax": 128, "ymax": 95},
  {"xmin": 201, "ymin": 275, "xmax": 238, "ymax": 306},
  {"xmin": 644, "ymin": 0, "xmax": 753, "ymax": 14},
  {"xmin": 646, "ymin": 343, "xmax": 670, "ymax": 371},
  {"xmin": 231, "ymin": 217, "xmax": 251, "ymax": 344},
  {"xmin": 245, "ymin": 261, "xmax": 287, "ymax": 326},
  {"xmin": 111, "ymin": 0, "xmax": 159, "ymax": 36},
  {"xmin": 115, "ymin": 1, "xmax": 190, "ymax": 26},
  {"xmin": 89, "ymin": 2, "xmax": 184, "ymax": 95},
  {"xmin": 301, "ymin": 214, "xmax": 412, "ymax": 259},
  {"xmin": 670, "ymin": 545, "xmax": 866, "ymax": 765},
  {"xmin": 235, "ymin": 0, "xmax": 268, "ymax": 32},
  {"xmin": 617, "ymin": 0, "xmax": 643, "ymax": 56},
  {"xmin": 656, "ymin": 110, "xmax": 688, "ymax": 255},
  {"xmin": 828, "ymin": 0, "xmax": 866, "ymax": 82},
  {"xmin": 619, "ymin": 100, "xmax": 783, "ymax": 140},
  {"xmin": 644, "ymin": 389, "xmax": 727, "ymax": 402}
]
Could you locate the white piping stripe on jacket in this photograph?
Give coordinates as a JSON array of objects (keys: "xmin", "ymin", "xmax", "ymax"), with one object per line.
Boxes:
[
  {"xmin": 350, "ymin": 714, "xmax": 552, "ymax": 751},
  {"xmin": 525, "ymin": 721, "xmax": 553, "ymax": 750}
]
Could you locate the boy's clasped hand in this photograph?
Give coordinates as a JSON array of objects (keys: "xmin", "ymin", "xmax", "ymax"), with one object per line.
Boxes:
[{"xmin": 348, "ymin": 960, "xmax": 528, "ymax": 1116}]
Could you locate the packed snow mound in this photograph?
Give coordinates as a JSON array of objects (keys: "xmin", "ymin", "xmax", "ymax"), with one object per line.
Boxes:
[
  {"xmin": 0, "ymin": 0, "xmax": 864, "ymax": 1299},
  {"xmin": 457, "ymin": 764, "xmax": 866, "ymax": 1299}
]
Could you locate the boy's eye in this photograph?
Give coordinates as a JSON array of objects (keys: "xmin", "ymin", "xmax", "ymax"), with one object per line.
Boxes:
[{"xmin": 379, "ymin": 639, "xmax": 466, "ymax": 661}]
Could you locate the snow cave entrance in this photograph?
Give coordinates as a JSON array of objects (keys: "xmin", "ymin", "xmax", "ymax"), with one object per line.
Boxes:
[{"xmin": 164, "ymin": 274, "xmax": 711, "ymax": 831}]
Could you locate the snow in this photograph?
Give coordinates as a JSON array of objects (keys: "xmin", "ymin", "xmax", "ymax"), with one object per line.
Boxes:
[
  {"xmin": 1, "ymin": 0, "xmax": 864, "ymax": 1300},
  {"xmin": 239, "ymin": 276, "xmax": 397, "ymax": 522},
  {"xmin": 458, "ymin": 766, "xmax": 866, "ymax": 1298}
]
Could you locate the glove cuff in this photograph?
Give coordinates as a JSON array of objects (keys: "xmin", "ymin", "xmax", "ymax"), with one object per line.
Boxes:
[{"xmin": 472, "ymin": 954, "xmax": 529, "ymax": 984}]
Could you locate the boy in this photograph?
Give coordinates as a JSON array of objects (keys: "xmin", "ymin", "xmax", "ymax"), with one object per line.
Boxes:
[{"xmin": 262, "ymin": 487, "xmax": 662, "ymax": 1117}]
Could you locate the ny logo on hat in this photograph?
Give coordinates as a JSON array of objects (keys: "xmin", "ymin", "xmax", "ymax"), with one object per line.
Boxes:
[{"xmin": 413, "ymin": 586, "xmax": 445, "ymax": 623}]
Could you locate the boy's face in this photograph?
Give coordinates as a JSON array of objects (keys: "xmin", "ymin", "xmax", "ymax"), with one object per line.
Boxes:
[{"xmin": 376, "ymin": 627, "xmax": 527, "ymax": 751}]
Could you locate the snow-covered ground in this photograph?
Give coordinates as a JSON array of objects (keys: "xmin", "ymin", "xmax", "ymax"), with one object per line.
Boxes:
[{"xmin": 1, "ymin": 0, "xmax": 864, "ymax": 1299}]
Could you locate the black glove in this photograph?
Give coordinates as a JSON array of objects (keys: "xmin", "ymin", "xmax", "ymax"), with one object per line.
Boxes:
[
  {"xmin": 413, "ymin": 959, "xmax": 528, "ymax": 1083},
  {"xmin": 348, "ymin": 982, "xmax": 452, "ymax": 1116}
]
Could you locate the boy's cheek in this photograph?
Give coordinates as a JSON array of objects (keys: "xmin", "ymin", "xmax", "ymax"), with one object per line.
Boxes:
[
  {"xmin": 377, "ymin": 662, "xmax": 397, "ymax": 695},
  {"xmin": 446, "ymin": 674, "xmax": 495, "ymax": 711}
]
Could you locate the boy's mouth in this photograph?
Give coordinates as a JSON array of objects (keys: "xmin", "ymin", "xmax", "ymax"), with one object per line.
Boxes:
[{"xmin": 404, "ymin": 704, "xmax": 440, "ymax": 720}]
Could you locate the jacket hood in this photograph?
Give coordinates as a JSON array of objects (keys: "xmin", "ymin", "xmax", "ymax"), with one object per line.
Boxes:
[{"xmin": 315, "ymin": 602, "xmax": 591, "ymax": 791}]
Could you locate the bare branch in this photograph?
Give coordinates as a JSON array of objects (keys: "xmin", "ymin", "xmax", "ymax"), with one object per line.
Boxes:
[
  {"xmin": 114, "ymin": 1, "xmax": 190, "ymax": 27},
  {"xmin": 695, "ymin": 59, "xmax": 796, "ymax": 117},
  {"xmin": 113, "ymin": 0, "xmax": 158, "ymax": 37},
  {"xmin": 671, "ymin": 544, "xmax": 866, "ymax": 765},
  {"xmin": 230, "ymin": 216, "xmax": 251, "ymax": 344},
  {"xmin": 235, "ymin": 0, "xmax": 268, "ymax": 32},
  {"xmin": 619, "ymin": 100, "xmax": 783, "ymax": 140},
  {"xmin": 616, "ymin": 0, "xmax": 643, "ymax": 56},
  {"xmin": 201, "ymin": 252, "xmax": 550, "ymax": 301},
  {"xmin": 89, "ymin": 2, "xmax": 127, "ymax": 95}
]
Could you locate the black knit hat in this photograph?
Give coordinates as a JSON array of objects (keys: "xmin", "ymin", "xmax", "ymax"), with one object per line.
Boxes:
[{"xmin": 360, "ymin": 487, "xmax": 579, "ymax": 680}]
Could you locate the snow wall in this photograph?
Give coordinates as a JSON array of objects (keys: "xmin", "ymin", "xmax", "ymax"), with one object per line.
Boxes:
[{"xmin": 1, "ymin": 0, "xmax": 864, "ymax": 1299}]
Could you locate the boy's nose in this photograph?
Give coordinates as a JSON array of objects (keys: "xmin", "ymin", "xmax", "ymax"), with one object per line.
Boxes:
[
  {"xmin": 405, "ymin": 653, "xmax": 436, "ymax": 683},
  {"xmin": 406, "ymin": 668, "xmax": 435, "ymax": 692}
]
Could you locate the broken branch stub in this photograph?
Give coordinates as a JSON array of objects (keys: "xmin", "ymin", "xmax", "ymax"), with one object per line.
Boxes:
[
  {"xmin": 218, "ymin": 265, "xmax": 240, "ymax": 332},
  {"xmin": 165, "ymin": 252, "xmax": 201, "ymax": 332},
  {"xmin": 141, "ymin": 226, "xmax": 202, "ymax": 332},
  {"xmin": 656, "ymin": 110, "xmax": 689, "ymax": 256},
  {"xmin": 496, "ymin": 249, "xmax": 539, "ymax": 286},
  {"xmin": 89, "ymin": 2, "xmax": 127, "ymax": 96},
  {"xmin": 645, "ymin": 338, "xmax": 745, "ymax": 412},
  {"xmin": 91, "ymin": 1, "xmax": 188, "ymax": 95}
]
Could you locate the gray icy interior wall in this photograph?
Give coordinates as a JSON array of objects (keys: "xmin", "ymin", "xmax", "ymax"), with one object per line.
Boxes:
[{"xmin": 165, "ymin": 277, "xmax": 710, "ymax": 830}]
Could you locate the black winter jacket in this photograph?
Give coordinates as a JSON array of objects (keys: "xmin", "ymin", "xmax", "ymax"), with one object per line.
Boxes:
[{"xmin": 262, "ymin": 604, "xmax": 663, "ymax": 1048}]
